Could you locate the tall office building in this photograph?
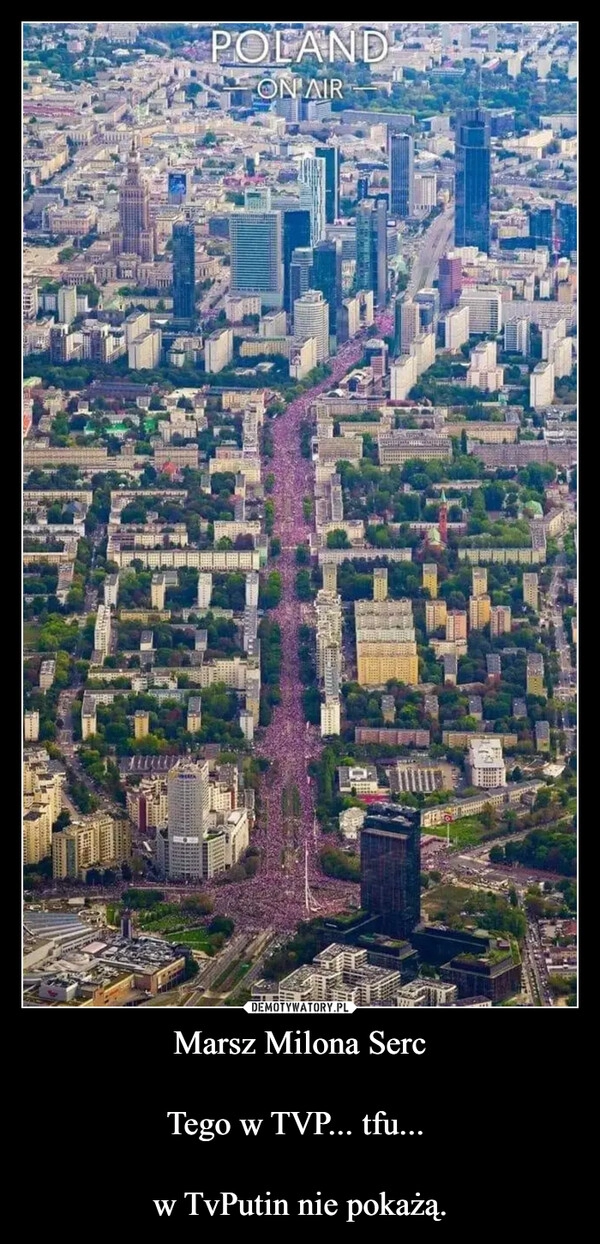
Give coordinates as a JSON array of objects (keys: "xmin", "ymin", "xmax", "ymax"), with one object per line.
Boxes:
[
  {"xmin": 438, "ymin": 252, "xmax": 463, "ymax": 310},
  {"xmin": 356, "ymin": 197, "xmax": 388, "ymax": 307},
  {"xmin": 166, "ymin": 762, "xmax": 210, "ymax": 880},
  {"xmin": 57, "ymin": 286, "xmax": 77, "ymax": 326},
  {"xmin": 357, "ymin": 175, "xmax": 370, "ymax": 202},
  {"xmin": 293, "ymin": 289, "xmax": 330, "ymax": 362},
  {"xmin": 289, "ymin": 246, "xmax": 314, "ymax": 310},
  {"xmin": 299, "ymin": 155, "xmax": 327, "ymax": 246},
  {"xmin": 505, "ymin": 317, "xmax": 530, "ymax": 356},
  {"xmin": 172, "ymin": 222, "xmax": 196, "ymax": 322},
  {"xmin": 389, "ymin": 132, "xmax": 414, "ymax": 219},
  {"xmin": 119, "ymin": 141, "xmax": 153, "ymax": 259},
  {"xmin": 229, "ymin": 210, "xmax": 284, "ymax": 309},
  {"xmin": 455, "ymin": 108, "xmax": 491, "ymax": 254},
  {"xmin": 556, "ymin": 202, "xmax": 576, "ymax": 257},
  {"xmin": 398, "ymin": 298, "xmax": 421, "ymax": 351},
  {"xmin": 197, "ymin": 572, "xmax": 213, "ymax": 611},
  {"xmin": 312, "ymin": 240, "xmax": 341, "ymax": 337},
  {"xmin": 529, "ymin": 207, "xmax": 554, "ymax": 250},
  {"xmin": 360, "ymin": 803, "xmax": 421, "ymax": 938},
  {"xmin": 282, "ymin": 208, "xmax": 311, "ymax": 312},
  {"xmin": 315, "ymin": 145, "xmax": 340, "ymax": 224}
]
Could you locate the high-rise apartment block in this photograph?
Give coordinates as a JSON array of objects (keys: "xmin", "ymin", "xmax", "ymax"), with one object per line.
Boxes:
[
  {"xmin": 425, "ymin": 599, "xmax": 447, "ymax": 634},
  {"xmin": 197, "ymin": 572, "xmax": 213, "ymax": 611},
  {"xmin": 422, "ymin": 563, "xmax": 438, "ymax": 597},
  {"xmin": 505, "ymin": 317, "xmax": 530, "ymax": 356},
  {"xmin": 469, "ymin": 594, "xmax": 491, "ymax": 630},
  {"xmin": 52, "ymin": 813, "xmax": 131, "ymax": 879},
  {"xmin": 523, "ymin": 573, "xmax": 539, "ymax": 611},
  {"xmin": 490, "ymin": 605, "xmax": 512, "ymax": 637},
  {"xmin": 472, "ymin": 567, "xmax": 488, "ymax": 597},
  {"xmin": 321, "ymin": 696, "xmax": 341, "ymax": 737},
  {"xmin": 355, "ymin": 598, "xmax": 418, "ymax": 686},
  {"xmin": 527, "ymin": 653, "xmax": 545, "ymax": 695},
  {"xmin": 187, "ymin": 697, "xmax": 202, "ymax": 734},
  {"xmin": 151, "ymin": 573, "xmax": 166, "ymax": 610},
  {"xmin": 57, "ymin": 285, "xmax": 78, "ymax": 325},
  {"xmin": 446, "ymin": 610, "xmax": 468, "ymax": 642},
  {"xmin": 94, "ymin": 604, "xmax": 112, "ymax": 656},
  {"xmin": 245, "ymin": 571, "xmax": 259, "ymax": 608},
  {"xmin": 205, "ymin": 327, "xmax": 233, "ymax": 374},
  {"xmin": 323, "ymin": 562, "xmax": 337, "ymax": 593},
  {"xmin": 530, "ymin": 360, "xmax": 555, "ymax": 410},
  {"xmin": 373, "ymin": 567, "xmax": 388, "ymax": 601},
  {"xmin": 444, "ymin": 305, "xmax": 470, "ymax": 351},
  {"xmin": 24, "ymin": 710, "xmax": 40, "ymax": 742}
]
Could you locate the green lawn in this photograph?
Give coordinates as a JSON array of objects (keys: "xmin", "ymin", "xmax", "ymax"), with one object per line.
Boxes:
[
  {"xmin": 24, "ymin": 624, "xmax": 41, "ymax": 650},
  {"xmin": 424, "ymin": 816, "xmax": 484, "ymax": 850},
  {"xmin": 421, "ymin": 883, "xmax": 473, "ymax": 921},
  {"xmin": 166, "ymin": 929, "xmax": 210, "ymax": 950}
]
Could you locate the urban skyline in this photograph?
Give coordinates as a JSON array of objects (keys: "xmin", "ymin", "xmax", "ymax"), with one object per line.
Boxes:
[{"xmin": 23, "ymin": 20, "xmax": 577, "ymax": 1009}]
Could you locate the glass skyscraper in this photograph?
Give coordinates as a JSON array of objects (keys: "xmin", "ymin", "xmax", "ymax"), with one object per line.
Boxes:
[
  {"xmin": 360, "ymin": 804, "xmax": 421, "ymax": 939},
  {"xmin": 389, "ymin": 132, "xmax": 414, "ymax": 219},
  {"xmin": 315, "ymin": 145, "xmax": 340, "ymax": 224},
  {"xmin": 289, "ymin": 247, "xmax": 313, "ymax": 311},
  {"xmin": 312, "ymin": 240, "xmax": 341, "ymax": 336},
  {"xmin": 356, "ymin": 197, "xmax": 388, "ymax": 307},
  {"xmin": 229, "ymin": 210, "xmax": 284, "ymax": 309},
  {"xmin": 172, "ymin": 222, "xmax": 196, "ymax": 321},
  {"xmin": 282, "ymin": 208, "xmax": 311, "ymax": 312},
  {"xmin": 556, "ymin": 202, "xmax": 576, "ymax": 257},
  {"xmin": 455, "ymin": 108, "xmax": 491, "ymax": 254},
  {"xmin": 299, "ymin": 155, "xmax": 327, "ymax": 246}
]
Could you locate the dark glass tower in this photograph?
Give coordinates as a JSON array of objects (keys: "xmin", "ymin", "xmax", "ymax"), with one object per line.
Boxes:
[
  {"xmin": 282, "ymin": 208, "xmax": 311, "ymax": 312},
  {"xmin": 389, "ymin": 132, "xmax": 414, "ymax": 219},
  {"xmin": 360, "ymin": 804, "xmax": 421, "ymax": 938},
  {"xmin": 356, "ymin": 197, "xmax": 388, "ymax": 307},
  {"xmin": 455, "ymin": 108, "xmax": 491, "ymax": 253},
  {"xmin": 172, "ymin": 223, "xmax": 196, "ymax": 322},
  {"xmin": 529, "ymin": 207, "xmax": 553, "ymax": 250},
  {"xmin": 315, "ymin": 145, "xmax": 340, "ymax": 224},
  {"xmin": 312, "ymin": 240, "xmax": 341, "ymax": 335},
  {"xmin": 555, "ymin": 202, "xmax": 576, "ymax": 257}
]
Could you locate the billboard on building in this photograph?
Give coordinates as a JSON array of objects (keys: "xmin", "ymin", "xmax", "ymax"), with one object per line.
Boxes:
[{"xmin": 168, "ymin": 172, "xmax": 187, "ymax": 203}]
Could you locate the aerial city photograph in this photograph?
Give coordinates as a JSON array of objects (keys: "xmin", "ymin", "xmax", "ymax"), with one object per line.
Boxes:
[{"xmin": 22, "ymin": 20, "xmax": 577, "ymax": 1009}]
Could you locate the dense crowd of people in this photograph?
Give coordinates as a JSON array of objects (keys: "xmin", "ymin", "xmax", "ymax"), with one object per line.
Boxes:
[{"xmin": 212, "ymin": 311, "xmax": 394, "ymax": 932}]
